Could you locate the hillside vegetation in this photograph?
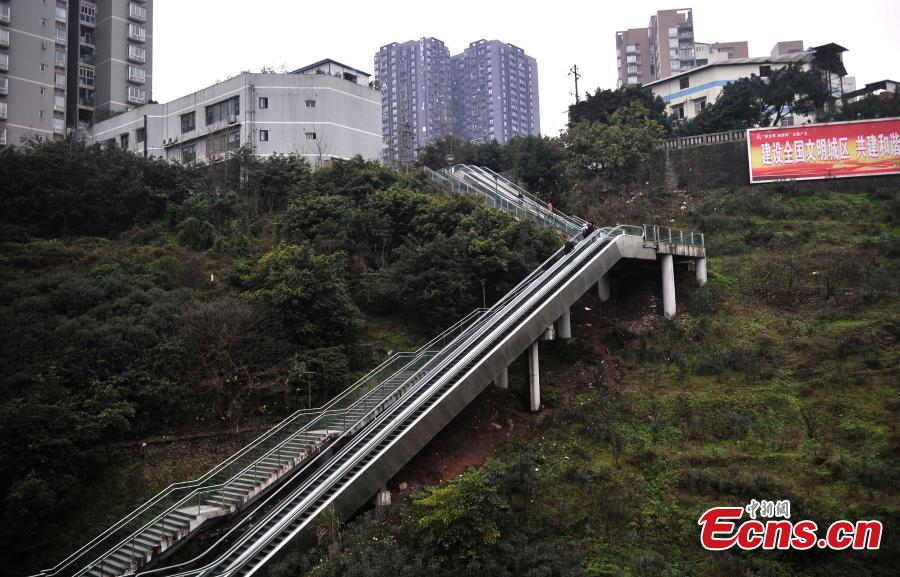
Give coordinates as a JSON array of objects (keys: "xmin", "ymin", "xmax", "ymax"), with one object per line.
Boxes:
[
  {"xmin": 0, "ymin": 143, "xmax": 558, "ymax": 572},
  {"xmin": 0, "ymin": 139, "xmax": 897, "ymax": 577},
  {"xmin": 268, "ymin": 181, "xmax": 899, "ymax": 577}
]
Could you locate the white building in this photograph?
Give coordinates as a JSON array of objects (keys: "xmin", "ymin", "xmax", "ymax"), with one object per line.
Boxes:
[
  {"xmin": 87, "ymin": 61, "xmax": 382, "ymax": 166},
  {"xmin": 645, "ymin": 44, "xmax": 848, "ymax": 124}
]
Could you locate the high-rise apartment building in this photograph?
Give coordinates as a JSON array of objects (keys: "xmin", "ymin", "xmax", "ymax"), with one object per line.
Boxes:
[
  {"xmin": 0, "ymin": 0, "xmax": 151, "ymax": 147},
  {"xmin": 0, "ymin": 0, "xmax": 70, "ymax": 146},
  {"xmin": 615, "ymin": 28, "xmax": 652, "ymax": 87},
  {"xmin": 450, "ymin": 39, "xmax": 539, "ymax": 144},
  {"xmin": 374, "ymin": 37, "xmax": 451, "ymax": 164},
  {"xmin": 617, "ymin": 8, "xmax": 749, "ymax": 86},
  {"xmin": 649, "ymin": 8, "xmax": 695, "ymax": 81},
  {"xmin": 67, "ymin": 0, "xmax": 153, "ymax": 131}
]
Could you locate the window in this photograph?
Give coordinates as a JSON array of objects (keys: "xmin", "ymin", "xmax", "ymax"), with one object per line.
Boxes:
[
  {"xmin": 0, "ymin": 76, "xmax": 6, "ymax": 95},
  {"xmin": 205, "ymin": 96, "xmax": 239, "ymax": 125},
  {"xmin": 128, "ymin": 44, "xmax": 146, "ymax": 63},
  {"xmin": 55, "ymin": 26, "xmax": 66, "ymax": 44},
  {"xmin": 128, "ymin": 23, "xmax": 146, "ymax": 42},
  {"xmin": 759, "ymin": 65, "xmax": 772, "ymax": 77},
  {"xmin": 136, "ymin": 127, "xmax": 145, "ymax": 143},
  {"xmin": 127, "ymin": 85, "xmax": 145, "ymax": 104},
  {"xmin": 669, "ymin": 37, "xmax": 679, "ymax": 48},
  {"xmin": 180, "ymin": 111, "xmax": 195, "ymax": 133},
  {"xmin": 0, "ymin": 127, "xmax": 6, "ymax": 146},
  {"xmin": 120, "ymin": 133, "xmax": 129, "ymax": 149},
  {"xmin": 181, "ymin": 144, "xmax": 196, "ymax": 163},
  {"xmin": 80, "ymin": 4, "xmax": 96, "ymax": 24},
  {"xmin": 128, "ymin": 66, "xmax": 145, "ymax": 83},
  {"xmin": 129, "ymin": 2, "xmax": 147, "ymax": 22},
  {"xmin": 55, "ymin": 48, "xmax": 65, "ymax": 67},
  {"xmin": 40, "ymin": 87, "xmax": 46, "ymax": 96},
  {"xmin": 0, "ymin": 29, "xmax": 8, "ymax": 48},
  {"xmin": 305, "ymin": 131, "xmax": 316, "ymax": 140},
  {"xmin": 225, "ymin": 129, "xmax": 240, "ymax": 151},
  {"xmin": 693, "ymin": 97, "xmax": 707, "ymax": 114},
  {"xmin": 55, "ymin": 72, "xmax": 65, "ymax": 87},
  {"xmin": 54, "ymin": 94, "xmax": 65, "ymax": 111},
  {"xmin": 56, "ymin": 5, "xmax": 66, "ymax": 22},
  {"xmin": 258, "ymin": 129, "xmax": 268, "ymax": 141},
  {"xmin": 0, "ymin": 101, "xmax": 6, "ymax": 119},
  {"xmin": 679, "ymin": 76, "xmax": 689, "ymax": 89},
  {"xmin": 305, "ymin": 99, "xmax": 316, "ymax": 108},
  {"xmin": 671, "ymin": 103, "xmax": 685, "ymax": 119},
  {"xmin": 0, "ymin": 53, "xmax": 7, "ymax": 71},
  {"xmin": 0, "ymin": 3, "xmax": 9, "ymax": 23},
  {"xmin": 258, "ymin": 97, "xmax": 268, "ymax": 109}
]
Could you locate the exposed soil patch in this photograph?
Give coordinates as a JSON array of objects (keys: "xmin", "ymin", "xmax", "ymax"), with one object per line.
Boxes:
[
  {"xmin": 388, "ymin": 272, "xmax": 666, "ymax": 500},
  {"xmin": 388, "ymin": 385, "xmax": 536, "ymax": 501}
]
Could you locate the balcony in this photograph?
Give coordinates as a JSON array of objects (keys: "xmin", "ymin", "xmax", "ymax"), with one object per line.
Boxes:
[
  {"xmin": 0, "ymin": 54, "xmax": 8, "ymax": 72},
  {"xmin": 0, "ymin": 78, "xmax": 7, "ymax": 96},
  {"xmin": 79, "ymin": 50, "xmax": 94, "ymax": 66},
  {"xmin": 56, "ymin": 5, "xmax": 66, "ymax": 22},
  {"xmin": 0, "ymin": 29, "xmax": 9, "ymax": 48},
  {"xmin": 80, "ymin": 33, "xmax": 95, "ymax": 46},
  {"xmin": 53, "ymin": 118, "xmax": 65, "ymax": 133},
  {"xmin": 0, "ymin": 3, "xmax": 10, "ymax": 24},
  {"xmin": 79, "ymin": 98, "xmax": 95, "ymax": 109},
  {"xmin": 128, "ymin": 3, "xmax": 146, "ymax": 22}
]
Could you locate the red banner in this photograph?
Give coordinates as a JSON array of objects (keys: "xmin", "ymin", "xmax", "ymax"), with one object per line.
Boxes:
[{"xmin": 747, "ymin": 118, "xmax": 900, "ymax": 183}]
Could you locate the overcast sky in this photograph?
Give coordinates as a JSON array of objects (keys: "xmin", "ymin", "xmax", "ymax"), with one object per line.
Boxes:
[{"xmin": 153, "ymin": 0, "xmax": 899, "ymax": 137}]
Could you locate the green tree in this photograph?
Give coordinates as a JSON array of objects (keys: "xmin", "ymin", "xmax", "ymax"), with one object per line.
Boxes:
[
  {"xmin": 831, "ymin": 90, "xmax": 900, "ymax": 121},
  {"xmin": 243, "ymin": 242, "xmax": 364, "ymax": 346},
  {"xmin": 568, "ymin": 85, "xmax": 671, "ymax": 131},
  {"xmin": 504, "ymin": 135, "xmax": 569, "ymax": 200},
  {"xmin": 415, "ymin": 465, "xmax": 507, "ymax": 560},
  {"xmin": 562, "ymin": 101, "xmax": 666, "ymax": 181}
]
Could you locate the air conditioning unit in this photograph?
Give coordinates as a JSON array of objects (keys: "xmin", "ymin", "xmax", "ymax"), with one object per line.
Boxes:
[{"xmin": 226, "ymin": 115, "xmax": 238, "ymax": 124}]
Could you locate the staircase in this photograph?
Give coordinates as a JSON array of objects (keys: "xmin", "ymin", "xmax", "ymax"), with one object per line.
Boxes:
[{"xmin": 38, "ymin": 167, "xmax": 706, "ymax": 577}]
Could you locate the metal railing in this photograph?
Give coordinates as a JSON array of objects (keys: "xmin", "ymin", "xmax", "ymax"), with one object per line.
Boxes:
[
  {"xmin": 643, "ymin": 224, "xmax": 705, "ymax": 247},
  {"xmin": 35, "ymin": 310, "xmax": 486, "ymax": 577},
  {"xmin": 661, "ymin": 129, "xmax": 746, "ymax": 150},
  {"xmin": 163, "ymin": 226, "xmax": 645, "ymax": 577},
  {"xmin": 426, "ymin": 164, "xmax": 586, "ymax": 239}
]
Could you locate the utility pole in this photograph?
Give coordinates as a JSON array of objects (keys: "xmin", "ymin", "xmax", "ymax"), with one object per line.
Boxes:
[{"xmin": 569, "ymin": 64, "xmax": 582, "ymax": 103}]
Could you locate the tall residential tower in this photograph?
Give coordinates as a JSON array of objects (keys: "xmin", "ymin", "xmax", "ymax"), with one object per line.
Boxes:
[
  {"xmin": 616, "ymin": 7, "xmax": 748, "ymax": 86},
  {"xmin": 0, "ymin": 0, "xmax": 70, "ymax": 146},
  {"xmin": 451, "ymin": 39, "xmax": 539, "ymax": 144},
  {"xmin": 374, "ymin": 37, "xmax": 451, "ymax": 164},
  {"xmin": 67, "ymin": 0, "xmax": 153, "ymax": 131}
]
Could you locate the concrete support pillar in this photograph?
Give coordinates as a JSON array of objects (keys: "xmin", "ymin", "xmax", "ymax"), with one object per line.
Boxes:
[
  {"xmin": 696, "ymin": 257, "xmax": 708, "ymax": 286},
  {"xmin": 494, "ymin": 366, "xmax": 508, "ymax": 389},
  {"xmin": 662, "ymin": 254, "xmax": 676, "ymax": 319},
  {"xmin": 528, "ymin": 341, "xmax": 540, "ymax": 412},
  {"xmin": 373, "ymin": 486, "xmax": 391, "ymax": 507},
  {"xmin": 597, "ymin": 273, "xmax": 611, "ymax": 303},
  {"xmin": 557, "ymin": 309, "xmax": 572, "ymax": 339}
]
